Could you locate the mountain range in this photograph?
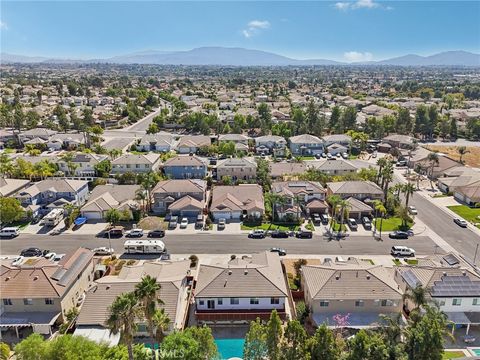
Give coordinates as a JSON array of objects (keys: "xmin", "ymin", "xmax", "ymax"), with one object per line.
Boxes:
[{"xmin": 1, "ymin": 47, "xmax": 479, "ymax": 66}]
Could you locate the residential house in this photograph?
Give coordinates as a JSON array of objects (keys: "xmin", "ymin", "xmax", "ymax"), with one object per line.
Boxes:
[
  {"xmin": 14, "ymin": 179, "xmax": 89, "ymax": 208},
  {"xmin": 346, "ymin": 197, "xmax": 374, "ymax": 220},
  {"xmin": 289, "ymin": 134, "xmax": 324, "ymax": 156},
  {"xmin": 308, "ymin": 159, "xmax": 359, "ymax": 176},
  {"xmin": 176, "ymin": 135, "xmax": 211, "ymax": 154},
  {"xmin": 254, "ymin": 135, "xmax": 287, "ymax": 157},
  {"xmin": 46, "ymin": 133, "xmax": 86, "ymax": 150},
  {"xmin": 0, "ymin": 248, "xmax": 94, "ymax": 338},
  {"xmin": 415, "ymin": 155, "xmax": 461, "ymax": 179},
  {"xmin": 163, "ymin": 155, "xmax": 207, "ymax": 180},
  {"xmin": 216, "ymin": 157, "xmax": 257, "ymax": 181},
  {"xmin": 111, "ymin": 153, "xmax": 161, "ymax": 175},
  {"xmin": 137, "ymin": 134, "xmax": 176, "ymax": 153},
  {"xmin": 326, "ymin": 143, "xmax": 348, "ymax": 156},
  {"xmin": 210, "ymin": 184, "xmax": 264, "ymax": 221},
  {"xmin": 74, "ymin": 259, "xmax": 192, "ymax": 346},
  {"xmin": 383, "ymin": 134, "xmax": 414, "ymax": 150},
  {"xmin": 0, "ymin": 177, "xmax": 31, "ymax": 197},
  {"xmin": 454, "ymin": 185, "xmax": 480, "ymax": 206},
  {"xmin": 269, "ymin": 162, "xmax": 307, "ymax": 179},
  {"xmin": 152, "ymin": 179, "xmax": 207, "ymax": 217},
  {"xmin": 302, "ymin": 259, "xmax": 403, "ymax": 328},
  {"xmin": 326, "ymin": 181, "xmax": 384, "ymax": 201},
  {"xmin": 322, "ymin": 134, "xmax": 351, "ymax": 148},
  {"xmin": 271, "ymin": 181, "xmax": 326, "ymax": 218},
  {"xmin": 194, "ymin": 251, "xmax": 291, "ymax": 323},
  {"xmin": 218, "ymin": 134, "xmax": 250, "ymax": 152},
  {"xmin": 438, "ymin": 174, "xmax": 480, "ymax": 194},
  {"xmin": 18, "ymin": 128, "xmax": 57, "ymax": 143},
  {"xmin": 57, "ymin": 153, "xmax": 108, "ymax": 177},
  {"xmin": 80, "ymin": 184, "xmax": 142, "ymax": 220}
]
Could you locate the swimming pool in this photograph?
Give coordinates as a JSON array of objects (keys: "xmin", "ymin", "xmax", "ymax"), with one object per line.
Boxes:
[
  {"xmin": 215, "ymin": 338, "xmax": 245, "ymax": 359},
  {"xmin": 470, "ymin": 348, "xmax": 480, "ymax": 356}
]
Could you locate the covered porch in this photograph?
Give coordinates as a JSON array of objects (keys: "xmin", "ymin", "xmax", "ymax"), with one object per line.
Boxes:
[{"xmin": 0, "ymin": 312, "xmax": 60, "ymax": 340}]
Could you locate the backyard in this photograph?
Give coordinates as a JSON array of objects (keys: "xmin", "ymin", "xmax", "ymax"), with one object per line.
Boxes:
[
  {"xmin": 373, "ymin": 217, "xmax": 413, "ymax": 231},
  {"xmin": 425, "ymin": 145, "xmax": 480, "ymax": 168},
  {"xmin": 448, "ymin": 205, "xmax": 480, "ymax": 228}
]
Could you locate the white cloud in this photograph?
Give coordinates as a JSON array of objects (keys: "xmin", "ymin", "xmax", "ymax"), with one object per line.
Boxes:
[
  {"xmin": 335, "ymin": 0, "xmax": 391, "ymax": 11},
  {"xmin": 0, "ymin": 21, "xmax": 8, "ymax": 30},
  {"xmin": 242, "ymin": 19, "xmax": 270, "ymax": 38},
  {"xmin": 344, "ymin": 51, "xmax": 373, "ymax": 62}
]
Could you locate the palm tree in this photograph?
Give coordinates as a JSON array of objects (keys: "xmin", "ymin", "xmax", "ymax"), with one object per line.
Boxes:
[
  {"xmin": 376, "ymin": 158, "xmax": 387, "ymax": 185},
  {"xmin": 337, "ymin": 199, "xmax": 351, "ymax": 234},
  {"xmin": 135, "ymin": 275, "xmax": 161, "ymax": 346},
  {"xmin": 395, "ymin": 205, "xmax": 411, "ymax": 229},
  {"xmin": 106, "ymin": 292, "xmax": 140, "ymax": 360},
  {"xmin": 402, "ymin": 284, "xmax": 428, "ymax": 310},
  {"xmin": 381, "ymin": 162, "xmax": 394, "ymax": 200},
  {"xmin": 379, "ymin": 312, "xmax": 403, "ymax": 358},
  {"xmin": 152, "ymin": 308, "xmax": 170, "ymax": 344},
  {"xmin": 457, "ymin": 146, "xmax": 469, "ymax": 164},
  {"xmin": 140, "ymin": 172, "xmax": 160, "ymax": 213},
  {"xmin": 326, "ymin": 195, "xmax": 341, "ymax": 233},
  {"xmin": 61, "ymin": 152, "xmax": 78, "ymax": 177},
  {"xmin": 407, "ymin": 139, "xmax": 418, "ymax": 175},
  {"xmin": 403, "ymin": 183, "xmax": 416, "ymax": 207},
  {"xmin": 0, "ymin": 153, "xmax": 14, "ymax": 178},
  {"xmin": 374, "ymin": 201, "xmax": 387, "ymax": 238},
  {"xmin": 25, "ymin": 144, "xmax": 41, "ymax": 156},
  {"xmin": 135, "ymin": 189, "xmax": 147, "ymax": 217},
  {"xmin": 427, "ymin": 152, "xmax": 439, "ymax": 190}
]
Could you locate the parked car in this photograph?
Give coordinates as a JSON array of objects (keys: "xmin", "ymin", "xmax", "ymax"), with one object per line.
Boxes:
[
  {"xmin": 270, "ymin": 230, "xmax": 289, "ymax": 238},
  {"xmin": 125, "ymin": 229, "xmax": 144, "ymax": 238},
  {"xmin": 396, "ymin": 160, "xmax": 407, "ymax": 167},
  {"xmin": 195, "ymin": 215, "xmax": 205, "ymax": 229},
  {"xmin": 270, "ymin": 247, "xmax": 287, "ymax": 256},
  {"xmin": 362, "ymin": 217, "xmax": 372, "ymax": 230},
  {"xmin": 11, "ymin": 256, "xmax": 24, "ymax": 266},
  {"xmin": 312, "ymin": 213, "xmax": 322, "ymax": 225},
  {"xmin": 50, "ymin": 229, "xmax": 61, "ymax": 236},
  {"xmin": 148, "ymin": 229, "xmax": 165, "ymax": 238},
  {"xmin": 169, "ymin": 216, "xmax": 178, "ymax": 229},
  {"xmin": 407, "ymin": 206, "xmax": 418, "ymax": 215},
  {"xmin": 454, "ymin": 218, "xmax": 468, "ymax": 228},
  {"xmin": 249, "ymin": 229, "xmax": 266, "ymax": 239},
  {"xmin": 372, "ymin": 151, "xmax": 377, "ymax": 158},
  {"xmin": 92, "ymin": 247, "xmax": 114, "ymax": 256},
  {"xmin": 20, "ymin": 247, "xmax": 43, "ymax": 257},
  {"xmin": 217, "ymin": 218, "xmax": 226, "ymax": 230},
  {"xmin": 321, "ymin": 153, "xmax": 327, "ymax": 158},
  {"xmin": 389, "ymin": 231, "xmax": 409, "ymax": 239},
  {"xmin": 315, "ymin": 153, "xmax": 322, "ymax": 159},
  {"xmin": 180, "ymin": 218, "xmax": 189, "ymax": 229},
  {"xmin": 391, "ymin": 246, "xmax": 415, "ymax": 257},
  {"xmin": 296, "ymin": 230, "xmax": 313, "ymax": 239},
  {"xmin": 0, "ymin": 227, "xmax": 20, "ymax": 238},
  {"xmin": 43, "ymin": 252, "xmax": 56, "ymax": 260},
  {"xmin": 347, "ymin": 218, "xmax": 358, "ymax": 231},
  {"xmin": 327, "ymin": 153, "xmax": 333, "ymax": 159},
  {"xmin": 341, "ymin": 152, "xmax": 348, "ymax": 159},
  {"xmin": 53, "ymin": 254, "xmax": 65, "ymax": 261},
  {"xmin": 320, "ymin": 213, "xmax": 330, "ymax": 225},
  {"xmin": 103, "ymin": 226, "xmax": 124, "ymax": 238}
]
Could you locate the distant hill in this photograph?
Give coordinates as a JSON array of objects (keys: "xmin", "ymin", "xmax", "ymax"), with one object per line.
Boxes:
[{"xmin": 1, "ymin": 48, "xmax": 479, "ymax": 66}]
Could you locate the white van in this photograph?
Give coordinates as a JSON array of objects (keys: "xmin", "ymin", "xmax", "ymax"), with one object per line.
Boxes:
[
  {"xmin": 0, "ymin": 227, "xmax": 20, "ymax": 238},
  {"xmin": 391, "ymin": 246, "xmax": 415, "ymax": 257}
]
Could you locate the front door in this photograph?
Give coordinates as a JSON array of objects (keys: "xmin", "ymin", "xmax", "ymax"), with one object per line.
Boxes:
[{"xmin": 207, "ymin": 300, "xmax": 215, "ymax": 309}]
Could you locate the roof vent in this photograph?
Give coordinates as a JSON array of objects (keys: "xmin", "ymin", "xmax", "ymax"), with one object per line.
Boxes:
[
  {"xmin": 33, "ymin": 276, "xmax": 39, "ymax": 281},
  {"xmin": 443, "ymin": 272, "xmax": 447, "ymax": 277},
  {"xmin": 224, "ymin": 279, "xmax": 228, "ymax": 287},
  {"xmin": 5, "ymin": 277, "xmax": 10, "ymax": 281},
  {"xmin": 335, "ymin": 273, "xmax": 341, "ymax": 280},
  {"xmin": 463, "ymin": 271, "xmax": 467, "ymax": 276},
  {"xmin": 228, "ymin": 270, "xmax": 232, "ymax": 275},
  {"xmin": 366, "ymin": 275, "xmax": 371, "ymax": 280},
  {"xmin": 106, "ymin": 285, "xmax": 111, "ymax": 290},
  {"xmin": 244, "ymin": 269, "xmax": 248, "ymax": 275}
]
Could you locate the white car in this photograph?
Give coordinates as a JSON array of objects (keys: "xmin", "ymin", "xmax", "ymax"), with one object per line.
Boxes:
[
  {"xmin": 180, "ymin": 218, "xmax": 189, "ymax": 229},
  {"xmin": 92, "ymin": 247, "xmax": 115, "ymax": 256},
  {"xmin": 408, "ymin": 206, "xmax": 418, "ymax": 215},
  {"xmin": 43, "ymin": 252, "xmax": 57, "ymax": 260},
  {"xmin": 391, "ymin": 246, "xmax": 415, "ymax": 257},
  {"xmin": 11, "ymin": 256, "xmax": 24, "ymax": 266},
  {"xmin": 125, "ymin": 229, "xmax": 144, "ymax": 238}
]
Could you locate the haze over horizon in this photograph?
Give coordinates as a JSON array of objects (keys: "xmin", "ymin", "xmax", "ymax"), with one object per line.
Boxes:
[{"xmin": 1, "ymin": 1, "xmax": 479, "ymax": 62}]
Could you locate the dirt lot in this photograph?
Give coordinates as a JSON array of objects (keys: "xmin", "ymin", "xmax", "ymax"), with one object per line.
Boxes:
[{"xmin": 424, "ymin": 145, "xmax": 480, "ymax": 168}]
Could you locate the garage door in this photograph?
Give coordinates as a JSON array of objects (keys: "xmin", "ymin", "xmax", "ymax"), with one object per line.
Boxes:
[
  {"xmin": 180, "ymin": 210, "xmax": 201, "ymax": 218},
  {"xmin": 82, "ymin": 211, "xmax": 103, "ymax": 220},
  {"xmin": 212, "ymin": 211, "xmax": 232, "ymax": 221}
]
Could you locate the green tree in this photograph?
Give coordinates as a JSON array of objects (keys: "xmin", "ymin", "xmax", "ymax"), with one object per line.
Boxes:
[
  {"xmin": 146, "ymin": 122, "xmax": 159, "ymax": 134},
  {"xmin": 0, "ymin": 197, "xmax": 25, "ymax": 225},
  {"xmin": 457, "ymin": 146, "xmax": 469, "ymax": 165},
  {"xmin": 184, "ymin": 326, "xmax": 218, "ymax": 360},
  {"xmin": 282, "ymin": 320, "xmax": 309, "ymax": 360},
  {"xmin": 402, "ymin": 285, "xmax": 428, "ymax": 310},
  {"xmin": 106, "ymin": 292, "xmax": 140, "ymax": 360},
  {"xmin": 244, "ymin": 318, "xmax": 267, "ymax": 360},
  {"xmin": 60, "ymin": 152, "xmax": 78, "ymax": 176},
  {"xmin": 152, "ymin": 308, "xmax": 170, "ymax": 344},
  {"xmin": 134, "ymin": 275, "xmax": 161, "ymax": 345},
  {"xmin": 395, "ymin": 107, "xmax": 412, "ymax": 134},
  {"xmin": 0, "ymin": 342, "xmax": 10, "ymax": 360},
  {"xmin": 14, "ymin": 333, "xmax": 48, "ymax": 360},
  {"xmin": 329, "ymin": 106, "xmax": 341, "ymax": 130},
  {"xmin": 449, "ymin": 118, "xmax": 458, "ymax": 139},
  {"xmin": 403, "ymin": 183, "xmax": 416, "ymax": 207},
  {"xmin": 94, "ymin": 159, "xmax": 112, "ymax": 177},
  {"xmin": 308, "ymin": 324, "xmax": 341, "ymax": 360},
  {"xmin": 0, "ymin": 153, "xmax": 14, "ymax": 177},
  {"xmin": 256, "ymin": 158, "xmax": 271, "ymax": 190},
  {"xmin": 160, "ymin": 331, "xmax": 200, "ymax": 360},
  {"xmin": 105, "ymin": 208, "xmax": 122, "ymax": 225},
  {"xmin": 347, "ymin": 330, "xmax": 388, "ymax": 360},
  {"xmin": 265, "ymin": 310, "xmax": 283, "ymax": 360}
]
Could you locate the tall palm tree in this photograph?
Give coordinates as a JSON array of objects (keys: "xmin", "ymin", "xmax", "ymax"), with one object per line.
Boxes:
[
  {"xmin": 140, "ymin": 172, "xmax": 160, "ymax": 213},
  {"xmin": 457, "ymin": 146, "xmax": 469, "ymax": 165},
  {"xmin": 337, "ymin": 199, "xmax": 351, "ymax": 234},
  {"xmin": 402, "ymin": 284, "xmax": 428, "ymax": 310},
  {"xmin": 61, "ymin": 152, "xmax": 78, "ymax": 177},
  {"xmin": 152, "ymin": 308, "xmax": 170, "ymax": 344},
  {"xmin": 0, "ymin": 153, "xmax": 14, "ymax": 178},
  {"xmin": 403, "ymin": 183, "xmax": 416, "ymax": 207},
  {"xmin": 374, "ymin": 201, "xmax": 387, "ymax": 238},
  {"xmin": 326, "ymin": 195, "xmax": 341, "ymax": 233},
  {"xmin": 135, "ymin": 275, "xmax": 161, "ymax": 345},
  {"xmin": 407, "ymin": 139, "xmax": 418, "ymax": 175},
  {"xmin": 106, "ymin": 292, "xmax": 140, "ymax": 360},
  {"xmin": 427, "ymin": 152, "xmax": 439, "ymax": 190},
  {"xmin": 376, "ymin": 158, "xmax": 387, "ymax": 185},
  {"xmin": 381, "ymin": 162, "xmax": 394, "ymax": 200},
  {"xmin": 135, "ymin": 189, "xmax": 147, "ymax": 217}
]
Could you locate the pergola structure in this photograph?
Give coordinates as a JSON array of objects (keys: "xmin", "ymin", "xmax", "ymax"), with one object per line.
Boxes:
[{"xmin": 0, "ymin": 312, "xmax": 60, "ymax": 338}]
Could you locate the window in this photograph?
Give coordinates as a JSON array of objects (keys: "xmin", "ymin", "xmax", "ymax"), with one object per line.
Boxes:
[
  {"xmin": 355, "ymin": 300, "xmax": 364, "ymax": 307},
  {"xmin": 452, "ymin": 299, "xmax": 462, "ymax": 306},
  {"xmin": 381, "ymin": 300, "xmax": 393, "ymax": 307},
  {"xmin": 218, "ymin": 298, "xmax": 223, "ymax": 305},
  {"xmin": 230, "ymin": 298, "xmax": 239, "ymax": 305},
  {"xmin": 439, "ymin": 299, "xmax": 446, "ymax": 306},
  {"xmin": 24, "ymin": 298, "xmax": 33, "ymax": 305},
  {"xmin": 319, "ymin": 300, "xmax": 329, "ymax": 307},
  {"xmin": 45, "ymin": 298, "xmax": 54, "ymax": 305},
  {"xmin": 250, "ymin": 298, "xmax": 259, "ymax": 305},
  {"xmin": 3, "ymin": 299, "xmax": 12, "ymax": 306},
  {"xmin": 474, "ymin": 299, "xmax": 480, "ymax": 306},
  {"xmin": 271, "ymin": 297, "xmax": 280, "ymax": 305},
  {"xmin": 199, "ymin": 300, "xmax": 204, "ymax": 306}
]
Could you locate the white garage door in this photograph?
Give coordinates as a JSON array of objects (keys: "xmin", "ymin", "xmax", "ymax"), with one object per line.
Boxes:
[
  {"xmin": 82, "ymin": 211, "xmax": 103, "ymax": 220},
  {"xmin": 212, "ymin": 211, "xmax": 232, "ymax": 221}
]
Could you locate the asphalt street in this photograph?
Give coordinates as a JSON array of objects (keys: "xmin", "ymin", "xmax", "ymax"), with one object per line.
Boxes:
[{"xmin": 0, "ymin": 233, "xmax": 440, "ymax": 256}]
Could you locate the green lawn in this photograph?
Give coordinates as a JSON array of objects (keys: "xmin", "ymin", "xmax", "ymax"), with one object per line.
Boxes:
[
  {"xmin": 361, "ymin": 259, "xmax": 375, "ymax": 265},
  {"xmin": 433, "ymin": 193, "xmax": 450, "ymax": 198},
  {"xmin": 448, "ymin": 205, "xmax": 480, "ymax": 228},
  {"xmin": 405, "ymin": 259, "xmax": 418, "ymax": 265},
  {"xmin": 374, "ymin": 217, "xmax": 413, "ymax": 231},
  {"xmin": 241, "ymin": 223, "xmax": 300, "ymax": 231},
  {"xmin": 392, "ymin": 259, "xmax": 402, "ymax": 266},
  {"xmin": 305, "ymin": 220, "xmax": 315, "ymax": 231},
  {"xmin": 329, "ymin": 220, "xmax": 347, "ymax": 232},
  {"xmin": 442, "ymin": 351, "xmax": 465, "ymax": 359},
  {"xmin": 295, "ymin": 156, "xmax": 316, "ymax": 160}
]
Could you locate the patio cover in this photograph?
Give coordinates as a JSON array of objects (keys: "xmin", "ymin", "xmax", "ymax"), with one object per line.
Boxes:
[
  {"xmin": 74, "ymin": 326, "xmax": 121, "ymax": 347},
  {"xmin": 445, "ymin": 312, "xmax": 472, "ymax": 325},
  {"xmin": 0, "ymin": 312, "xmax": 60, "ymax": 334},
  {"xmin": 312, "ymin": 312, "xmax": 403, "ymax": 329}
]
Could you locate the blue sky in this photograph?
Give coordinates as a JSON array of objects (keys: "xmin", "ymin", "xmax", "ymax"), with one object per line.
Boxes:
[{"xmin": 1, "ymin": 1, "xmax": 479, "ymax": 61}]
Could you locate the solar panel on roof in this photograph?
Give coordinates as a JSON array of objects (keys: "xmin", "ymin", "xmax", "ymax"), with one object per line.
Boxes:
[{"xmin": 402, "ymin": 270, "xmax": 421, "ymax": 289}]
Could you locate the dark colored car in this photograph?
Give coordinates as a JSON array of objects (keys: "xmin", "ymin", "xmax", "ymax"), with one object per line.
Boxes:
[
  {"xmin": 296, "ymin": 230, "xmax": 313, "ymax": 239},
  {"xmin": 148, "ymin": 229, "xmax": 165, "ymax": 238},
  {"xmin": 103, "ymin": 226, "xmax": 124, "ymax": 238},
  {"xmin": 270, "ymin": 247, "xmax": 287, "ymax": 256},
  {"xmin": 20, "ymin": 247, "xmax": 43, "ymax": 257},
  {"xmin": 270, "ymin": 230, "xmax": 289, "ymax": 238},
  {"xmin": 454, "ymin": 218, "xmax": 468, "ymax": 228},
  {"xmin": 389, "ymin": 231, "xmax": 409, "ymax": 239},
  {"xmin": 362, "ymin": 217, "xmax": 372, "ymax": 230},
  {"xmin": 320, "ymin": 214, "xmax": 330, "ymax": 225}
]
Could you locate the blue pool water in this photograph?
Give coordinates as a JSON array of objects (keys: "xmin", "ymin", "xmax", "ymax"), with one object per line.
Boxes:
[
  {"xmin": 215, "ymin": 338, "xmax": 245, "ymax": 359},
  {"xmin": 471, "ymin": 348, "xmax": 480, "ymax": 356}
]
